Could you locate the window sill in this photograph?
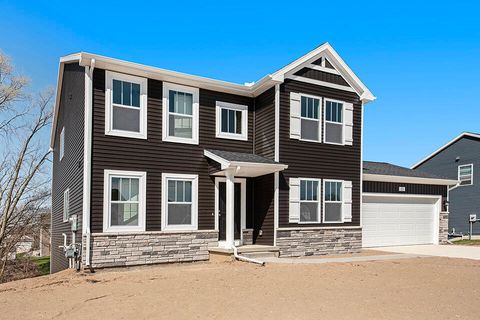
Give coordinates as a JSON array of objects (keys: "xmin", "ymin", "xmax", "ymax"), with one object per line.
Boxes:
[
  {"xmin": 299, "ymin": 138, "xmax": 322, "ymax": 143},
  {"xmin": 322, "ymin": 220, "xmax": 344, "ymax": 224},
  {"xmin": 215, "ymin": 133, "xmax": 248, "ymax": 141},
  {"xmin": 103, "ymin": 226, "xmax": 146, "ymax": 233},
  {"xmin": 163, "ymin": 135, "xmax": 198, "ymax": 145},
  {"xmin": 105, "ymin": 129, "xmax": 147, "ymax": 140},
  {"xmin": 324, "ymin": 141, "xmax": 345, "ymax": 146},
  {"xmin": 162, "ymin": 225, "xmax": 197, "ymax": 232}
]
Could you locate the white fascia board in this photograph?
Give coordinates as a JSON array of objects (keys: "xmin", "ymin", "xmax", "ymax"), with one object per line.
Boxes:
[
  {"xmin": 411, "ymin": 132, "xmax": 480, "ymax": 169},
  {"xmin": 363, "ymin": 173, "xmax": 458, "ymax": 186},
  {"xmin": 270, "ymin": 43, "xmax": 375, "ymax": 103}
]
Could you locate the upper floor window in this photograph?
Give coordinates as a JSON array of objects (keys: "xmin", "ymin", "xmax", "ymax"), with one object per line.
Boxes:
[
  {"xmin": 216, "ymin": 101, "xmax": 248, "ymax": 141},
  {"xmin": 324, "ymin": 99, "xmax": 344, "ymax": 145},
  {"xmin": 59, "ymin": 127, "xmax": 65, "ymax": 160},
  {"xmin": 300, "ymin": 179, "xmax": 320, "ymax": 223},
  {"xmin": 105, "ymin": 71, "xmax": 147, "ymax": 139},
  {"xmin": 300, "ymin": 95, "xmax": 321, "ymax": 142},
  {"xmin": 163, "ymin": 82, "xmax": 199, "ymax": 145},
  {"xmin": 103, "ymin": 170, "xmax": 146, "ymax": 232},
  {"xmin": 458, "ymin": 164, "xmax": 473, "ymax": 186},
  {"xmin": 324, "ymin": 180, "xmax": 343, "ymax": 223}
]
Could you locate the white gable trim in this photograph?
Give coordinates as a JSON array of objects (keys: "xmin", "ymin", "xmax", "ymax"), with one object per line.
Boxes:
[
  {"xmin": 285, "ymin": 75, "xmax": 356, "ymax": 93},
  {"xmin": 411, "ymin": 132, "xmax": 480, "ymax": 169}
]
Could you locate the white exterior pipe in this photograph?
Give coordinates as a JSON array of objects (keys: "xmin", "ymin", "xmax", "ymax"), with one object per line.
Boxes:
[{"xmin": 232, "ymin": 246, "xmax": 265, "ymax": 266}]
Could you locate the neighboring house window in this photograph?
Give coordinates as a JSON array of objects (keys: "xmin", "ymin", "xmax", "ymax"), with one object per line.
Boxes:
[
  {"xmin": 324, "ymin": 180, "xmax": 343, "ymax": 223},
  {"xmin": 300, "ymin": 95, "xmax": 321, "ymax": 141},
  {"xmin": 103, "ymin": 170, "xmax": 146, "ymax": 232},
  {"xmin": 458, "ymin": 164, "xmax": 473, "ymax": 186},
  {"xmin": 324, "ymin": 99, "xmax": 344, "ymax": 144},
  {"xmin": 162, "ymin": 173, "xmax": 198, "ymax": 231},
  {"xmin": 105, "ymin": 71, "xmax": 147, "ymax": 139},
  {"xmin": 300, "ymin": 179, "xmax": 320, "ymax": 223},
  {"xmin": 216, "ymin": 101, "xmax": 248, "ymax": 140},
  {"xmin": 59, "ymin": 127, "xmax": 65, "ymax": 160},
  {"xmin": 163, "ymin": 82, "xmax": 199, "ymax": 144},
  {"xmin": 63, "ymin": 189, "xmax": 69, "ymax": 222}
]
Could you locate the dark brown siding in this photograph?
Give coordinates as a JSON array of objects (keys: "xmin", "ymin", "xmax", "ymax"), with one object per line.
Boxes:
[
  {"xmin": 279, "ymin": 79, "xmax": 362, "ymax": 228},
  {"xmin": 51, "ymin": 63, "xmax": 85, "ymax": 273},
  {"xmin": 254, "ymin": 87, "xmax": 275, "ymax": 160},
  {"xmin": 253, "ymin": 174, "xmax": 274, "ymax": 245},
  {"xmin": 363, "ymin": 181, "xmax": 448, "ymax": 211},
  {"xmin": 90, "ymin": 69, "xmax": 254, "ymax": 233},
  {"xmin": 294, "ymin": 67, "xmax": 350, "ymax": 86}
]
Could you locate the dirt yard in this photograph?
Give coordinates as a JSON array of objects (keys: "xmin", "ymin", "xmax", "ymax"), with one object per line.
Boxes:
[{"xmin": 1, "ymin": 256, "xmax": 479, "ymax": 320}]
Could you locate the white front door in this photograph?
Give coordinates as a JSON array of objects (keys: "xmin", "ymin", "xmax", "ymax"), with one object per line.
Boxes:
[{"xmin": 362, "ymin": 194, "xmax": 440, "ymax": 247}]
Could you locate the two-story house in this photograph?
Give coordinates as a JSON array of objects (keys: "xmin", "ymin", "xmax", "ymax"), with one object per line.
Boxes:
[
  {"xmin": 412, "ymin": 132, "xmax": 480, "ymax": 236},
  {"xmin": 51, "ymin": 43, "xmax": 376, "ymax": 272}
]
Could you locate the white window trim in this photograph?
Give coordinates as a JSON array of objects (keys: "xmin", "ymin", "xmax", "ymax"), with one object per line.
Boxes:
[
  {"xmin": 458, "ymin": 164, "xmax": 473, "ymax": 186},
  {"xmin": 105, "ymin": 71, "xmax": 148, "ymax": 140},
  {"xmin": 215, "ymin": 101, "xmax": 248, "ymax": 141},
  {"xmin": 103, "ymin": 169, "xmax": 147, "ymax": 233},
  {"xmin": 298, "ymin": 178, "xmax": 321, "ymax": 224},
  {"xmin": 323, "ymin": 179, "xmax": 344, "ymax": 223},
  {"xmin": 323, "ymin": 98, "xmax": 346, "ymax": 146},
  {"xmin": 161, "ymin": 173, "xmax": 198, "ymax": 231},
  {"xmin": 162, "ymin": 82, "xmax": 199, "ymax": 145},
  {"xmin": 299, "ymin": 93, "xmax": 322, "ymax": 143},
  {"xmin": 59, "ymin": 127, "xmax": 65, "ymax": 160},
  {"xmin": 63, "ymin": 188, "xmax": 70, "ymax": 222}
]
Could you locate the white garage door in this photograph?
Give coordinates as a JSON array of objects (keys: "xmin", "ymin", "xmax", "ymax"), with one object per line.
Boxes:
[{"xmin": 362, "ymin": 195, "xmax": 439, "ymax": 248}]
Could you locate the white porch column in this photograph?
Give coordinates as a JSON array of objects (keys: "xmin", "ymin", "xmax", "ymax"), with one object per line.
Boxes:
[{"xmin": 225, "ymin": 169, "xmax": 235, "ymax": 248}]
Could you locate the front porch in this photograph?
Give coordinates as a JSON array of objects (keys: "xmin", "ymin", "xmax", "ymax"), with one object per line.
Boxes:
[{"xmin": 204, "ymin": 149, "xmax": 288, "ymax": 249}]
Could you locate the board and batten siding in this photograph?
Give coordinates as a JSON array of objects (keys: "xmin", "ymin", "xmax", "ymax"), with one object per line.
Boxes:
[
  {"xmin": 51, "ymin": 63, "xmax": 85, "ymax": 273},
  {"xmin": 278, "ymin": 79, "xmax": 362, "ymax": 228},
  {"xmin": 90, "ymin": 69, "xmax": 254, "ymax": 233}
]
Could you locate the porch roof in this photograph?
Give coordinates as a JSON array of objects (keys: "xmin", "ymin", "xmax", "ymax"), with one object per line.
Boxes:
[{"xmin": 204, "ymin": 149, "xmax": 288, "ymax": 177}]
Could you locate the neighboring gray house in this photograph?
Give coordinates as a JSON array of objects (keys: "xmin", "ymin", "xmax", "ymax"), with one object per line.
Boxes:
[{"xmin": 412, "ymin": 132, "xmax": 480, "ymax": 235}]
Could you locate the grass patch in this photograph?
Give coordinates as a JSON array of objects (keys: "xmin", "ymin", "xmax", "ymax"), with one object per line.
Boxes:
[
  {"xmin": 452, "ymin": 239, "xmax": 480, "ymax": 246},
  {"xmin": 31, "ymin": 256, "xmax": 50, "ymax": 276}
]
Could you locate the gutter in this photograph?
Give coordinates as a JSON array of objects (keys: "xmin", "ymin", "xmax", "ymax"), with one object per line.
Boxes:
[
  {"xmin": 82, "ymin": 57, "xmax": 95, "ymax": 268},
  {"xmin": 363, "ymin": 173, "xmax": 458, "ymax": 186}
]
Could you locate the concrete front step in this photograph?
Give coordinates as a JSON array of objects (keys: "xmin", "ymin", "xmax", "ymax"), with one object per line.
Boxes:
[{"xmin": 241, "ymin": 251, "xmax": 279, "ymax": 258}]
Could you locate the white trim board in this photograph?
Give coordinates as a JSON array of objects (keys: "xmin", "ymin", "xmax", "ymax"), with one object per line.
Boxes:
[
  {"xmin": 214, "ymin": 177, "xmax": 246, "ymax": 247},
  {"xmin": 363, "ymin": 173, "xmax": 458, "ymax": 186}
]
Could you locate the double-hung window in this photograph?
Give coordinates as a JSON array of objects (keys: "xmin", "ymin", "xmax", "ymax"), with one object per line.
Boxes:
[
  {"xmin": 300, "ymin": 95, "xmax": 321, "ymax": 141},
  {"xmin": 103, "ymin": 170, "xmax": 146, "ymax": 232},
  {"xmin": 458, "ymin": 164, "xmax": 473, "ymax": 186},
  {"xmin": 163, "ymin": 82, "xmax": 199, "ymax": 144},
  {"xmin": 216, "ymin": 101, "xmax": 248, "ymax": 140},
  {"xmin": 105, "ymin": 71, "xmax": 147, "ymax": 139},
  {"xmin": 299, "ymin": 179, "xmax": 320, "ymax": 223},
  {"xmin": 63, "ymin": 188, "xmax": 70, "ymax": 222},
  {"xmin": 162, "ymin": 173, "xmax": 198, "ymax": 231},
  {"xmin": 323, "ymin": 180, "xmax": 343, "ymax": 223},
  {"xmin": 324, "ymin": 99, "xmax": 344, "ymax": 144}
]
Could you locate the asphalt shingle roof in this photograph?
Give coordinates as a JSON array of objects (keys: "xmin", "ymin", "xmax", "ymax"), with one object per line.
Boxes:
[
  {"xmin": 206, "ymin": 149, "xmax": 280, "ymax": 164},
  {"xmin": 363, "ymin": 161, "xmax": 451, "ymax": 180}
]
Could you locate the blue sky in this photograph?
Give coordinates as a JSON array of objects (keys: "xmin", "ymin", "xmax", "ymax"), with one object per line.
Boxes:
[{"xmin": 1, "ymin": 0, "xmax": 479, "ymax": 167}]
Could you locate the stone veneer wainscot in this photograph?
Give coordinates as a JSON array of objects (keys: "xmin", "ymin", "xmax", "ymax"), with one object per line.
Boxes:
[
  {"xmin": 84, "ymin": 230, "xmax": 218, "ymax": 268},
  {"xmin": 276, "ymin": 227, "xmax": 362, "ymax": 257}
]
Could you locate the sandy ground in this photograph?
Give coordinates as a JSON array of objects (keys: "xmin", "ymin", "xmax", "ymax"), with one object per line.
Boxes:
[{"xmin": 1, "ymin": 256, "xmax": 479, "ymax": 320}]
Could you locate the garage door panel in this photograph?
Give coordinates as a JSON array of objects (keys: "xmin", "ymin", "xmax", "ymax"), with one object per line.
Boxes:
[{"xmin": 362, "ymin": 195, "xmax": 437, "ymax": 248}]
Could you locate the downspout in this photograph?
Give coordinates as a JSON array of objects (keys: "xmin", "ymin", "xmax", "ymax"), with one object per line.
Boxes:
[
  {"xmin": 83, "ymin": 58, "xmax": 95, "ymax": 268},
  {"xmin": 232, "ymin": 245, "xmax": 265, "ymax": 266}
]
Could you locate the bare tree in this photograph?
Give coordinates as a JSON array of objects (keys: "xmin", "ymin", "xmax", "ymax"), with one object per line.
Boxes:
[{"xmin": 0, "ymin": 50, "xmax": 52, "ymax": 281}]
